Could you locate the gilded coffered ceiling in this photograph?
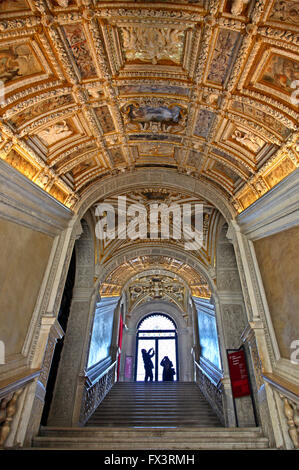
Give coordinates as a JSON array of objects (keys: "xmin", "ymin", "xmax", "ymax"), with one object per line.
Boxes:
[
  {"xmin": 95, "ymin": 188, "xmax": 220, "ymax": 266},
  {"xmin": 100, "ymin": 255, "xmax": 211, "ymax": 300},
  {"xmin": 0, "ymin": 0, "xmax": 298, "ymax": 213}
]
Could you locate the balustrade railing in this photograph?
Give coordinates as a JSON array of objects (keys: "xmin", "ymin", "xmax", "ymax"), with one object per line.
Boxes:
[
  {"xmin": 263, "ymin": 373, "xmax": 299, "ymax": 449},
  {"xmin": 193, "ymin": 357, "xmax": 225, "ymax": 426},
  {"xmin": 79, "ymin": 359, "xmax": 117, "ymax": 426},
  {"xmin": 0, "ymin": 369, "xmax": 40, "ymax": 448}
]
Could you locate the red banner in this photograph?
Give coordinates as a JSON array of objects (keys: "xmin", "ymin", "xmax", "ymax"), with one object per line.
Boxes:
[
  {"xmin": 227, "ymin": 349, "xmax": 250, "ymax": 398},
  {"xmin": 117, "ymin": 315, "xmax": 123, "ymax": 381}
]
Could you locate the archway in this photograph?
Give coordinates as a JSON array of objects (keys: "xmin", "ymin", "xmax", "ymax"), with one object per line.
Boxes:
[{"xmin": 135, "ymin": 313, "xmax": 178, "ymax": 383}]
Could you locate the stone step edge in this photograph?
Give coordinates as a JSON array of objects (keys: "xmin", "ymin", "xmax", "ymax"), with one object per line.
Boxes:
[{"xmin": 40, "ymin": 426, "xmax": 263, "ymax": 435}]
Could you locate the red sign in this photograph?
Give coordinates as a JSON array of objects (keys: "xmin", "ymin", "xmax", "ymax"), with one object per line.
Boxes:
[{"xmin": 227, "ymin": 349, "xmax": 250, "ymax": 398}]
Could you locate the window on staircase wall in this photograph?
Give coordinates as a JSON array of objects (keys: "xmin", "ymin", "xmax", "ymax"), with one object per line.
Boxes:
[
  {"xmin": 135, "ymin": 313, "xmax": 178, "ymax": 382},
  {"xmin": 193, "ymin": 297, "xmax": 222, "ymax": 371},
  {"xmin": 87, "ymin": 296, "xmax": 120, "ymax": 369}
]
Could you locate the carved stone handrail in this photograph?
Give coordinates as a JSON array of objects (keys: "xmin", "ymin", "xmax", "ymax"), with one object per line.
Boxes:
[
  {"xmin": 0, "ymin": 369, "xmax": 41, "ymax": 448},
  {"xmin": 79, "ymin": 359, "xmax": 118, "ymax": 426},
  {"xmin": 263, "ymin": 373, "xmax": 299, "ymax": 449},
  {"xmin": 0, "ymin": 369, "xmax": 41, "ymax": 399},
  {"xmin": 193, "ymin": 358, "xmax": 225, "ymax": 426}
]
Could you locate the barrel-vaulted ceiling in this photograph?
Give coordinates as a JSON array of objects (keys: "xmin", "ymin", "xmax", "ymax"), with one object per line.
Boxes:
[{"xmin": 0, "ymin": 0, "xmax": 298, "ymax": 214}]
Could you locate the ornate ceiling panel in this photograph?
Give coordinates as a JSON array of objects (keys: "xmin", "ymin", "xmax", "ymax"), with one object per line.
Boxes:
[
  {"xmin": 100, "ymin": 254, "xmax": 211, "ymax": 299},
  {"xmin": 94, "ymin": 187, "xmax": 220, "ymax": 270},
  {"xmin": 0, "ymin": 0, "xmax": 297, "ymax": 212}
]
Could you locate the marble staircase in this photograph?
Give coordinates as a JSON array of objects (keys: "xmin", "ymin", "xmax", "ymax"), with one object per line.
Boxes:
[{"xmin": 32, "ymin": 382, "xmax": 269, "ymax": 450}]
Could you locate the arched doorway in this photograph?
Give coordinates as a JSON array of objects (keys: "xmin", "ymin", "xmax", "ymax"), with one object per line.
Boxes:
[{"xmin": 134, "ymin": 313, "xmax": 179, "ymax": 382}]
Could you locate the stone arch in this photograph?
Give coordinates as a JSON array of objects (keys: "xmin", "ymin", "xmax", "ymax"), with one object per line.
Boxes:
[
  {"xmin": 95, "ymin": 243, "xmax": 216, "ymax": 296},
  {"xmin": 75, "ymin": 169, "xmax": 235, "ymax": 223}
]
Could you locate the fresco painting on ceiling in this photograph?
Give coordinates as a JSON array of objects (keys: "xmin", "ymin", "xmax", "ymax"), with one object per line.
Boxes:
[
  {"xmin": 110, "ymin": 147, "xmax": 125, "ymax": 165},
  {"xmin": 129, "ymin": 134, "xmax": 182, "ymax": 144},
  {"xmin": 4, "ymin": 149, "xmax": 39, "ymax": 180},
  {"xmin": 194, "ymin": 109, "xmax": 215, "ymax": 138},
  {"xmin": 63, "ymin": 24, "xmax": 97, "ymax": 79},
  {"xmin": 95, "ymin": 106, "xmax": 115, "ymax": 133},
  {"xmin": 212, "ymin": 146, "xmax": 251, "ymax": 176},
  {"xmin": 0, "ymin": 44, "xmax": 43, "ymax": 84},
  {"xmin": 264, "ymin": 156, "xmax": 296, "ymax": 188},
  {"xmin": 123, "ymin": 104, "xmax": 183, "ymax": 125},
  {"xmin": 230, "ymin": 101, "xmax": 290, "ymax": 138},
  {"xmin": 49, "ymin": 183, "xmax": 67, "ymax": 204},
  {"xmin": 9, "ymin": 94, "xmax": 74, "ymax": 127},
  {"xmin": 119, "ymin": 84, "xmax": 190, "ymax": 97},
  {"xmin": 213, "ymin": 160, "xmax": 239, "ymax": 183},
  {"xmin": 187, "ymin": 150, "xmax": 203, "ymax": 168},
  {"xmin": 239, "ymin": 187, "xmax": 258, "ymax": 209},
  {"xmin": 72, "ymin": 158, "xmax": 94, "ymax": 177},
  {"xmin": 0, "ymin": 0, "xmax": 28, "ymax": 11},
  {"xmin": 269, "ymin": 0, "xmax": 299, "ymax": 24},
  {"xmin": 261, "ymin": 54, "xmax": 299, "ymax": 94},
  {"xmin": 207, "ymin": 29, "xmax": 240, "ymax": 85},
  {"xmin": 138, "ymin": 142, "xmax": 174, "ymax": 156}
]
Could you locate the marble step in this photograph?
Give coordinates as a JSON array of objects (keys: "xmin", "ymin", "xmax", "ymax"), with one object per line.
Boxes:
[
  {"xmin": 39, "ymin": 426, "xmax": 264, "ymax": 438},
  {"xmin": 33, "ymin": 427, "xmax": 269, "ymax": 450}
]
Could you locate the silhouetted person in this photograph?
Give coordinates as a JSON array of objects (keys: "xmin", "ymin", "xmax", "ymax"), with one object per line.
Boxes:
[
  {"xmin": 160, "ymin": 356, "xmax": 175, "ymax": 381},
  {"xmin": 142, "ymin": 348, "xmax": 155, "ymax": 382}
]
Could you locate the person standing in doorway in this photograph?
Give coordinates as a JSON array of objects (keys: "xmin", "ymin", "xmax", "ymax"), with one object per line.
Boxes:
[
  {"xmin": 160, "ymin": 356, "xmax": 175, "ymax": 381},
  {"xmin": 141, "ymin": 348, "xmax": 155, "ymax": 382}
]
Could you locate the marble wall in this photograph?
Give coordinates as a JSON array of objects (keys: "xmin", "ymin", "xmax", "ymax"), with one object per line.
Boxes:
[
  {"xmin": 0, "ymin": 217, "xmax": 53, "ymax": 357},
  {"xmin": 254, "ymin": 224, "xmax": 299, "ymax": 360}
]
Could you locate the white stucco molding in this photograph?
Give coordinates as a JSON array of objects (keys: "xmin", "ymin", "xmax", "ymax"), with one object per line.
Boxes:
[
  {"xmin": 122, "ymin": 268, "xmax": 190, "ymax": 294},
  {"xmin": 236, "ymin": 168, "xmax": 299, "ymax": 241},
  {"xmin": 0, "ymin": 158, "xmax": 72, "ymax": 237}
]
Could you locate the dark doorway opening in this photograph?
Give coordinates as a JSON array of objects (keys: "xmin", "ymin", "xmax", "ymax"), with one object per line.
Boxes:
[{"xmin": 41, "ymin": 248, "xmax": 76, "ymax": 425}]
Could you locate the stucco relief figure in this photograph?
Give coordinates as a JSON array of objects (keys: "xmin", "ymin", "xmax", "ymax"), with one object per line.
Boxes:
[
  {"xmin": 37, "ymin": 121, "xmax": 72, "ymax": 146},
  {"xmin": 231, "ymin": 0, "xmax": 249, "ymax": 16},
  {"xmin": 56, "ymin": 0, "xmax": 69, "ymax": 6},
  {"xmin": 121, "ymin": 26, "xmax": 184, "ymax": 65},
  {"xmin": 232, "ymin": 129, "xmax": 265, "ymax": 153}
]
